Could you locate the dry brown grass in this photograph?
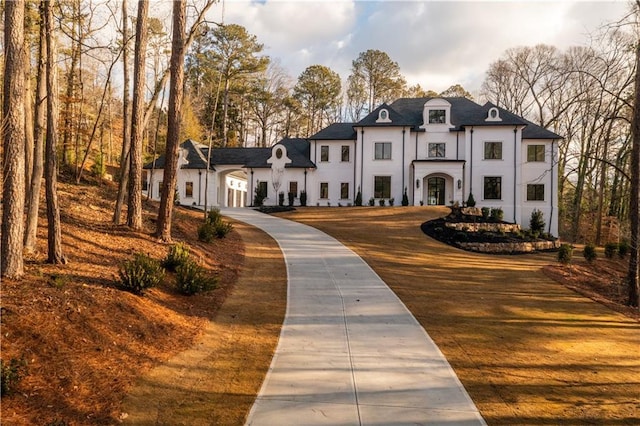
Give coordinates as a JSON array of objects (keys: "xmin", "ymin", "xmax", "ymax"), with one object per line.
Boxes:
[{"xmin": 276, "ymin": 207, "xmax": 640, "ymax": 425}]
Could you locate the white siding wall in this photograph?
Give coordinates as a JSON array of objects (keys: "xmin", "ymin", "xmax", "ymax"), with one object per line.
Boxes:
[
  {"xmin": 311, "ymin": 140, "xmax": 356, "ymax": 206},
  {"xmin": 521, "ymin": 139, "xmax": 559, "ymax": 235}
]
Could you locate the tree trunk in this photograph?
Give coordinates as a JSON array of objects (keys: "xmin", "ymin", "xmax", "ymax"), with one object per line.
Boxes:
[
  {"xmin": 127, "ymin": 0, "xmax": 149, "ymax": 230},
  {"xmin": 44, "ymin": 0, "xmax": 65, "ymax": 264},
  {"xmin": 2, "ymin": 0, "xmax": 27, "ymax": 279},
  {"xmin": 155, "ymin": 0, "xmax": 186, "ymax": 242},
  {"xmin": 627, "ymin": 13, "xmax": 640, "ymax": 308},
  {"xmin": 24, "ymin": 31, "xmax": 34, "ymax": 194},
  {"xmin": 113, "ymin": 0, "xmax": 131, "ymax": 224},
  {"xmin": 24, "ymin": 0, "xmax": 48, "ymax": 253}
]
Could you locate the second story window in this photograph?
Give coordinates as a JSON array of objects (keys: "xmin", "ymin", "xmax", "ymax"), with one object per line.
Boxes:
[
  {"xmin": 428, "ymin": 109, "xmax": 446, "ymax": 124},
  {"xmin": 527, "ymin": 145, "xmax": 545, "ymax": 162},
  {"xmin": 320, "ymin": 145, "xmax": 329, "ymax": 162},
  {"xmin": 341, "ymin": 145, "xmax": 350, "ymax": 162},
  {"xmin": 374, "ymin": 142, "xmax": 392, "ymax": 160},
  {"xmin": 484, "ymin": 142, "xmax": 502, "ymax": 160},
  {"xmin": 428, "ymin": 143, "xmax": 445, "ymax": 158}
]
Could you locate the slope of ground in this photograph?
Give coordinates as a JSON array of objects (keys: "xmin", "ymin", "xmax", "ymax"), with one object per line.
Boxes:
[
  {"xmin": 0, "ymin": 177, "xmax": 286, "ymax": 425},
  {"xmin": 276, "ymin": 207, "xmax": 640, "ymax": 425}
]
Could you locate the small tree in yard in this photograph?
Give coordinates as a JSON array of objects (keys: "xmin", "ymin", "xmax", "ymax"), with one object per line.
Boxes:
[
  {"xmin": 402, "ymin": 188, "xmax": 409, "ymax": 206},
  {"xmin": 558, "ymin": 244, "xmax": 573, "ymax": 268},
  {"xmin": 355, "ymin": 187, "xmax": 363, "ymax": 206},
  {"xmin": 466, "ymin": 193, "xmax": 476, "ymax": 207},
  {"xmin": 530, "ymin": 209, "xmax": 545, "ymax": 234},
  {"xmin": 583, "ymin": 243, "xmax": 597, "ymax": 263}
]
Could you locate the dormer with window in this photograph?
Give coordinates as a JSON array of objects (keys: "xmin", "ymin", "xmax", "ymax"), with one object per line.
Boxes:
[
  {"xmin": 485, "ymin": 107, "xmax": 502, "ymax": 122},
  {"xmin": 376, "ymin": 108, "xmax": 392, "ymax": 123},
  {"xmin": 420, "ymin": 98, "xmax": 454, "ymax": 129}
]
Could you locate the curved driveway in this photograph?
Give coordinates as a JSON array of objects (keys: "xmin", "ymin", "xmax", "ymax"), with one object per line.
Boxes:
[{"xmin": 222, "ymin": 208, "xmax": 486, "ymax": 426}]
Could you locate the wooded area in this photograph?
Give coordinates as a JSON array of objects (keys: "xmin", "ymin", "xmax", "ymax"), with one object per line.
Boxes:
[{"xmin": 0, "ymin": 0, "xmax": 638, "ymax": 306}]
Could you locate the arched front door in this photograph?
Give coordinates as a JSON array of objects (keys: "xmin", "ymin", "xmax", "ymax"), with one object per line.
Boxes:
[{"xmin": 427, "ymin": 177, "xmax": 445, "ymax": 205}]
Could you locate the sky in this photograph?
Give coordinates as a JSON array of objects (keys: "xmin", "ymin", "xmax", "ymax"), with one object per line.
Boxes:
[{"xmin": 199, "ymin": 0, "xmax": 633, "ymax": 98}]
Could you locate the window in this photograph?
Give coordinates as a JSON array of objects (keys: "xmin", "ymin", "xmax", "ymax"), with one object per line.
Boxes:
[
  {"xmin": 340, "ymin": 182, "xmax": 349, "ymax": 199},
  {"xmin": 428, "ymin": 109, "xmax": 446, "ymax": 124},
  {"xmin": 484, "ymin": 142, "xmax": 502, "ymax": 160},
  {"xmin": 320, "ymin": 182, "xmax": 329, "ymax": 199},
  {"xmin": 158, "ymin": 181, "xmax": 163, "ymax": 198},
  {"xmin": 374, "ymin": 142, "xmax": 392, "ymax": 160},
  {"xmin": 258, "ymin": 181, "xmax": 268, "ymax": 199},
  {"xmin": 185, "ymin": 181, "xmax": 193, "ymax": 198},
  {"xmin": 484, "ymin": 177, "xmax": 502, "ymax": 200},
  {"xmin": 527, "ymin": 145, "xmax": 545, "ymax": 162},
  {"xmin": 428, "ymin": 143, "xmax": 446, "ymax": 158},
  {"xmin": 374, "ymin": 176, "xmax": 391, "ymax": 198},
  {"xmin": 289, "ymin": 181, "xmax": 298, "ymax": 197},
  {"xmin": 142, "ymin": 173, "xmax": 148, "ymax": 191},
  {"xmin": 527, "ymin": 184, "xmax": 545, "ymax": 201},
  {"xmin": 341, "ymin": 145, "xmax": 350, "ymax": 162},
  {"xmin": 320, "ymin": 145, "xmax": 329, "ymax": 162}
]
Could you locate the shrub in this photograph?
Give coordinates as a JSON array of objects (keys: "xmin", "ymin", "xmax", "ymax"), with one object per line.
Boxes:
[
  {"xmin": 162, "ymin": 242, "xmax": 190, "ymax": 272},
  {"xmin": 368, "ymin": 197, "xmax": 375, "ymax": 206},
  {"xmin": 199, "ymin": 208, "xmax": 233, "ymax": 241},
  {"xmin": 389, "ymin": 197, "xmax": 394, "ymax": 206},
  {"xmin": 604, "ymin": 242, "xmax": 618, "ymax": 259},
  {"xmin": 401, "ymin": 188, "xmax": 409, "ymax": 206},
  {"xmin": 558, "ymin": 244, "xmax": 573, "ymax": 265},
  {"xmin": 175, "ymin": 259, "xmax": 217, "ymax": 295},
  {"xmin": 481, "ymin": 207, "xmax": 490, "ymax": 220},
  {"xmin": 117, "ymin": 253, "xmax": 164, "ymax": 295},
  {"xmin": 454, "ymin": 232, "xmax": 468, "ymax": 242},
  {"xmin": 529, "ymin": 209, "xmax": 545, "ymax": 233},
  {"xmin": 300, "ymin": 190, "xmax": 307, "ymax": 206},
  {"xmin": 253, "ymin": 185, "xmax": 266, "ymax": 206},
  {"xmin": 490, "ymin": 207, "xmax": 504, "ymax": 222},
  {"xmin": 466, "ymin": 192, "xmax": 476, "ymax": 207},
  {"xmin": 278, "ymin": 192, "xmax": 285, "ymax": 206},
  {"xmin": 618, "ymin": 240, "xmax": 629, "ymax": 258},
  {"xmin": 378, "ymin": 199, "xmax": 385, "ymax": 206},
  {"xmin": 288, "ymin": 192, "xmax": 295, "ymax": 207},
  {"xmin": 1, "ymin": 357, "xmax": 27, "ymax": 397},
  {"xmin": 215, "ymin": 220, "xmax": 233, "ymax": 238},
  {"xmin": 355, "ymin": 188, "xmax": 363, "ymax": 206},
  {"xmin": 198, "ymin": 222, "xmax": 216, "ymax": 243},
  {"xmin": 583, "ymin": 243, "xmax": 597, "ymax": 263}
]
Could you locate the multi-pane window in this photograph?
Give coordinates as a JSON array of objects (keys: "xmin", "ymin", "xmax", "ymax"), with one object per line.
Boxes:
[
  {"xmin": 527, "ymin": 184, "xmax": 545, "ymax": 201},
  {"xmin": 428, "ymin": 143, "xmax": 446, "ymax": 158},
  {"xmin": 289, "ymin": 181, "xmax": 298, "ymax": 197},
  {"xmin": 341, "ymin": 145, "xmax": 350, "ymax": 162},
  {"xmin": 340, "ymin": 182, "xmax": 349, "ymax": 199},
  {"xmin": 374, "ymin": 142, "xmax": 392, "ymax": 160},
  {"xmin": 320, "ymin": 145, "xmax": 329, "ymax": 162},
  {"xmin": 527, "ymin": 145, "xmax": 545, "ymax": 162},
  {"xmin": 484, "ymin": 142, "xmax": 503, "ymax": 160},
  {"xmin": 484, "ymin": 176, "xmax": 502, "ymax": 200},
  {"xmin": 428, "ymin": 109, "xmax": 446, "ymax": 124},
  {"xmin": 374, "ymin": 176, "xmax": 391, "ymax": 198},
  {"xmin": 320, "ymin": 182, "xmax": 329, "ymax": 199}
]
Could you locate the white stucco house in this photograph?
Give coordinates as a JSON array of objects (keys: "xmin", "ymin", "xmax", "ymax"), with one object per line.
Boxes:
[{"xmin": 144, "ymin": 97, "xmax": 562, "ymax": 235}]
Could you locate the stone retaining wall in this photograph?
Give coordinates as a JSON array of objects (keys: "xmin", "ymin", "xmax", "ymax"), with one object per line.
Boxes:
[
  {"xmin": 459, "ymin": 240, "xmax": 561, "ymax": 254},
  {"xmin": 445, "ymin": 222, "xmax": 521, "ymax": 233}
]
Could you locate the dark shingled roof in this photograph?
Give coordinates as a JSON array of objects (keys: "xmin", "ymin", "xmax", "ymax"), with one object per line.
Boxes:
[
  {"xmin": 310, "ymin": 123, "xmax": 356, "ymax": 140},
  {"xmin": 356, "ymin": 103, "xmax": 414, "ymax": 127},
  {"xmin": 144, "ymin": 138, "xmax": 316, "ymax": 170}
]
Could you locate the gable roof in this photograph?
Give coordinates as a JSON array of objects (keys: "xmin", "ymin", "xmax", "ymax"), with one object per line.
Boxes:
[{"xmin": 356, "ymin": 103, "xmax": 414, "ymax": 127}]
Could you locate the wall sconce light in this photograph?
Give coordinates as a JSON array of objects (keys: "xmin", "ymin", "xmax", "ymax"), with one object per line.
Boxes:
[
  {"xmin": 457, "ymin": 179, "xmax": 462, "ymax": 189},
  {"xmin": 416, "ymin": 179, "xmax": 420, "ymax": 188}
]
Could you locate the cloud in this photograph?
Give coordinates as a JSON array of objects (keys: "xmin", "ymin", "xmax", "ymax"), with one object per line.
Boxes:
[{"xmin": 207, "ymin": 0, "xmax": 630, "ymax": 93}]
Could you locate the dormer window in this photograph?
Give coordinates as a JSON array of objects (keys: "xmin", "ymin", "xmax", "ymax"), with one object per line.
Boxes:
[
  {"xmin": 428, "ymin": 109, "xmax": 446, "ymax": 124},
  {"xmin": 376, "ymin": 108, "xmax": 392, "ymax": 123},
  {"xmin": 486, "ymin": 107, "xmax": 502, "ymax": 122}
]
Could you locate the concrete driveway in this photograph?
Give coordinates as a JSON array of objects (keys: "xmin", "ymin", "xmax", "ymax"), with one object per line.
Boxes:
[{"xmin": 222, "ymin": 208, "xmax": 486, "ymax": 426}]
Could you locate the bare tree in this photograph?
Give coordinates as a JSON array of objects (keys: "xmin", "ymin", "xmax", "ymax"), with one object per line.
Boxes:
[
  {"xmin": 155, "ymin": 0, "xmax": 186, "ymax": 242},
  {"xmin": 44, "ymin": 0, "xmax": 65, "ymax": 264},
  {"xmin": 127, "ymin": 0, "xmax": 149, "ymax": 230},
  {"xmin": 24, "ymin": 0, "xmax": 48, "ymax": 253},
  {"xmin": 627, "ymin": 0, "xmax": 640, "ymax": 308},
  {"xmin": 113, "ymin": 0, "xmax": 131, "ymax": 224},
  {"xmin": 2, "ymin": 0, "xmax": 27, "ymax": 279}
]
